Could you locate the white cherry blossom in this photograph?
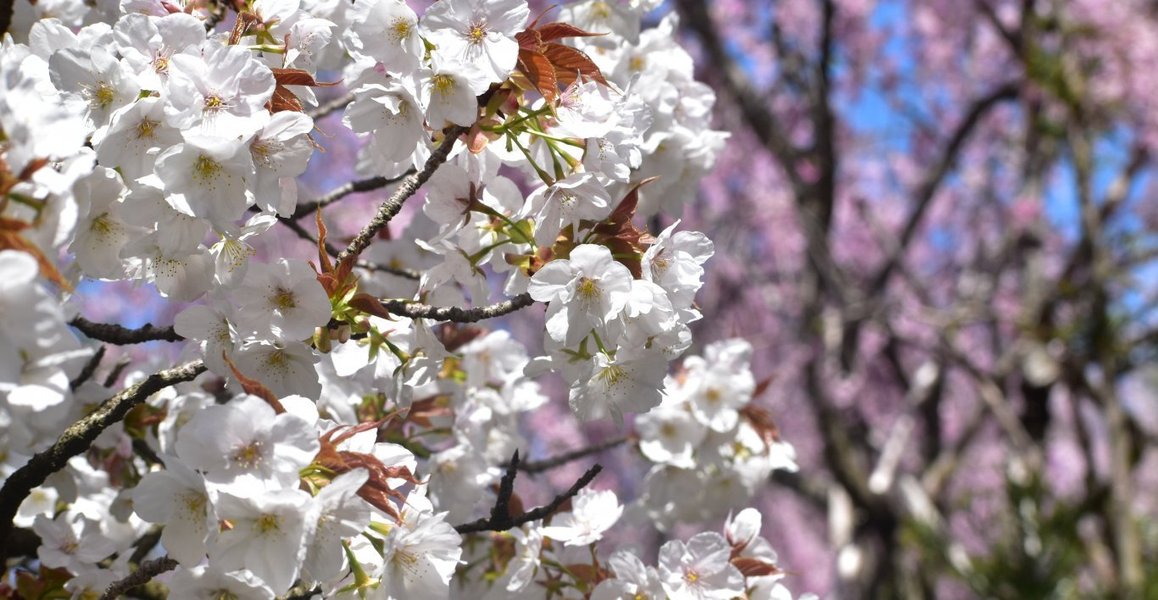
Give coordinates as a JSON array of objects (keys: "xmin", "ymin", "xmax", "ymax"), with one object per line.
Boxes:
[
  {"xmin": 154, "ymin": 133, "xmax": 256, "ymax": 229},
  {"xmin": 132, "ymin": 459, "xmax": 215, "ymax": 566},
  {"xmin": 528, "ymin": 244, "xmax": 632, "ymax": 346},
  {"xmin": 540, "ymin": 488, "xmax": 623, "ymax": 546},
  {"xmin": 422, "ymin": 0, "xmax": 529, "ymax": 84},
  {"xmin": 211, "ymin": 488, "xmax": 315, "ymax": 595},
  {"xmin": 347, "ymin": 0, "xmax": 423, "ymax": 74},
  {"xmin": 164, "ymin": 41, "xmax": 275, "ymax": 133},
  {"xmin": 174, "ymin": 394, "xmax": 320, "ymax": 487},
  {"xmin": 235, "ymin": 258, "xmax": 332, "ymax": 341},
  {"xmin": 658, "ymin": 532, "xmax": 746, "ymax": 600}
]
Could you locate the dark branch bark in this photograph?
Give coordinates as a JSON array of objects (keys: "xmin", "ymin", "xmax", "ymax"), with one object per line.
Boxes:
[
  {"xmin": 70, "ymin": 345, "xmax": 106, "ymax": 390},
  {"xmin": 306, "ymin": 91, "xmax": 355, "ymax": 122},
  {"xmin": 338, "ymin": 127, "xmax": 466, "ymax": 263},
  {"xmin": 291, "ymin": 171, "xmax": 414, "ymax": 221},
  {"xmin": 0, "ymin": 360, "xmax": 206, "ymax": 558},
  {"xmin": 379, "ymin": 293, "xmax": 535, "ymax": 323},
  {"xmin": 514, "ymin": 435, "xmax": 630, "ymax": 474},
  {"xmin": 70, "ymin": 317, "xmax": 184, "ymax": 345},
  {"xmin": 455, "ymin": 451, "xmax": 603, "ymax": 534},
  {"xmin": 0, "ymin": 0, "xmax": 13, "ymax": 37},
  {"xmin": 99, "ymin": 556, "xmax": 178, "ymax": 600}
]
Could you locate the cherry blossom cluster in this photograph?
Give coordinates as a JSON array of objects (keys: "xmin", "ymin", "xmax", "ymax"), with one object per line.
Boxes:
[
  {"xmin": 0, "ymin": 0, "xmax": 811, "ymax": 597},
  {"xmin": 460, "ymin": 501, "xmax": 818, "ymax": 600},
  {"xmin": 634, "ymin": 339, "xmax": 800, "ymax": 529}
]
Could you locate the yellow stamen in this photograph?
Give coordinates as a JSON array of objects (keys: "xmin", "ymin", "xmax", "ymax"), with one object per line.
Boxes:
[
  {"xmin": 193, "ymin": 155, "xmax": 222, "ymax": 183},
  {"xmin": 576, "ymin": 276, "xmax": 600, "ymax": 301}
]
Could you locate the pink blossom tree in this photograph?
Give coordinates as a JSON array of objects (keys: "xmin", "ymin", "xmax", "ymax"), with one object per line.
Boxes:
[{"xmin": 672, "ymin": 0, "xmax": 1158, "ymax": 596}]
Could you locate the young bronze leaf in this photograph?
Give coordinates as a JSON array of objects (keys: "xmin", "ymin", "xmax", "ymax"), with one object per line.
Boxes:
[
  {"xmin": 732, "ymin": 557, "xmax": 782, "ymax": 578},
  {"xmin": 542, "ymin": 42, "xmax": 608, "ymax": 87},
  {"xmin": 270, "ymin": 85, "xmax": 304, "ymax": 113},
  {"xmin": 607, "ymin": 177, "xmax": 657, "ymax": 225},
  {"xmin": 518, "ymin": 49, "xmax": 559, "ymax": 103},
  {"xmin": 349, "ymin": 292, "xmax": 397, "ymax": 320},
  {"xmin": 268, "ymin": 68, "xmax": 338, "ymax": 113},
  {"xmin": 515, "ymin": 28, "xmax": 542, "ymax": 52},
  {"xmin": 315, "ymin": 210, "xmax": 334, "ymax": 275},
  {"xmin": 222, "ymin": 352, "xmax": 286, "ymax": 414},
  {"xmin": 0, "ymin": 221, "xmax": 72, "ymax": 291},
  {"xmin": 536, "ymin": 22, "xmax": 606, "ymax": 43},
  {"xmin": 271, "ymin": 68, "xmax": 339, "ymax": 88}
]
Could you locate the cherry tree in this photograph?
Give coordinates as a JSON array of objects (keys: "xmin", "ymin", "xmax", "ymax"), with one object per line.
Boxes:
[
  {"xmin": 668, "ymin": 0, "xmax": 1158, "ymax": 596},
  {"xmin": 0, "ymin": 0, "xmax": 817, "ymax": 599}
]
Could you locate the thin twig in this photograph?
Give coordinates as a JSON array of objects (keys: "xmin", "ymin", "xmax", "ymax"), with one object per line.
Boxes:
[
  {"xmin": 0, "ymin": 361, "xmax": 207, "ymax": 557},
  {"xmin": 70, "ymin": 317, "xmax": 183, "ymax": 345},
  {"xmin": 455, "ymin": 451, "xmax": 603, "ymax": 534},
  {"xmin": 272, "ymin": 215, "xmax": 423, "ymax": 280},
  {"xmin": 292, "ymin": 172, "xmax": 415, "ymax": 220},
  {"xmin": 358, "ymin": 260, "xmax": 422, "ymax": 281},
  {"xmin": 127, "ymin": 526, "xmax": 164, "ymax": 565},
  {"xmin": 99, "ymin": 556, "xmax": 178, "ymax": 600},
  {"xmin": 276, "ymin": 212, "xmax": 338, "ymax": 255},
  {"xmin": 70, "ymin": 345, "xmax": 106, "ymax": 390},
  {"xmin": 338, "ymin": 127, "xmax": 466, "ymax": 263},
  {"xmin": 306, "ymin": 91, "xmax": 356, "ymax": 121},
  {"xmin": 515, "ymin": 435, "xmax": 630, "ymax": 474},
  {"xmin": 103, "ymin": 356, "xmax": 133, "ymax": 388},
  {"xmin": 380, "ymin": 293, "xmax": 534, "ymax": 323}
]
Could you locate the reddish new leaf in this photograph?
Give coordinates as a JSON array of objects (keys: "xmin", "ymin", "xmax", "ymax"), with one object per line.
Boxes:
[
  {"xmin": 269, "ymin": 85, "xmax": 304, "ymax": 113},
  {"xmin": 0, "ymin": 220, "xmax": 71, "ymax": 291},
  {"xmin": 732, "ymin": 557, "xmax": 782, "ymax": 578},
  {"xmin": 536, "ymin": 22, "xmax": 605, "ymax": 43},
  {"xmin": 518, "ymin": 49, "xmax": 559, "ymax": 103},
  {"xmin": 406, "ymin": 394, "xmax": 454, "ymax": 428},
  {"xmin": 607, "ymin": 177, "xmax": 657, "ymax": 226},
  {"xmin": 315, "ymin": 210, "xmax": 333, "ymax": 275},
  {"xmin": 436, "ymin": 323, "xmax": 488, "ymax": 352},
  {"xmin": 753, "ymin": 375, "xmax": 775, "ymax": 400},
  {"xmin": 222, "ymin": 352, "xmax": 286, "ymax": 414},
  {"xmin": 271, "ymin": 67, "xmax": 339, "ymax": 88},
  {"xmin": 515, "ymin": 28, "xmax": 542, "ymax": 52},
  {"xmin": 268, "ymin": 68, "xmax": 338, "ymax": 113},
  {"xmin": 542, "ymin": 42, "xmax": 608, "ymax": 87},
  {"xmin": 228, "ymin": 11, "xmax": 260, "ymax": 45},
  {"xmin": 348, "ymin": 292, "xmax": 396, "ymax": 320},
  {"xmin": 740, "ymin": 404, "xmax": 782, "ymax": 445},
  {"xmin": 315, "ymin": 423, "xmax": 420, "ymax": 521}
]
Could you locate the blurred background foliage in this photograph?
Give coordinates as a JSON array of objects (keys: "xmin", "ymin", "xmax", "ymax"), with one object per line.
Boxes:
[{"xmin": 640, "ymin": 0, "xmax": 1157, "ymax": 597}]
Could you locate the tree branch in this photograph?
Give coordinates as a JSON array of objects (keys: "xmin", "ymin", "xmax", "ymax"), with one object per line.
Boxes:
[
  {"xmin": 0, "ymin": 360, "xmax": 206, "ymax": 557},
  {"xmin": 70, "ymin": 317, "xmax": 183, "ymax": 345},
  {"xmin": 99, "ymin": 556, "xmax": 178, "ymax": 600},
  {"xmin": 306, "ymin": 91, "xmax": 355, "ymax": 121},
  {"xmin": 455, "ymin": 451, "xmax": 603, "ymax": 534},
  {"xmin": 272, "ymin": 212, "xmax": 423, "ymax": 280},
  {"xmin": 868, "ymin": 81, "xmax": 1021, "ymax": 295},
  {"xmin": 291, "ymin": 171, "xmax": 414, "ymax": 221},
  {"xmin": 513, "ymin": 434, "xmax": 631, "ymax": 474},
  {"xmin": 675, "ymin": 0, "xmax": 803, "ymax": 182},
  {"xmin": 70, "ymin": 344, "xmax": 106, "ymax": 390},
  {"xmin": 358, "ymin": 260, "xmax": 422, "ymax": 281},
  {"xmin": 338, "ymin": 127, "xmax": 466, "ymax": 263},
  {"xmin": 379, "ymin": 293, "xmax": 534, "ymax": 323},
  {"xmin": 0, "ymin": 0, "xmax": 14, "ymax": 37}
]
